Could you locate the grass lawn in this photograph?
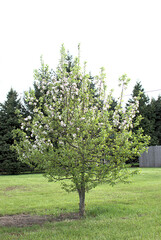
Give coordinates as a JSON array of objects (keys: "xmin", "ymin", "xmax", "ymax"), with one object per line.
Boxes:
[{"xmin": 0, "ymin": 168, "xmax": 161, "ymax": 239}]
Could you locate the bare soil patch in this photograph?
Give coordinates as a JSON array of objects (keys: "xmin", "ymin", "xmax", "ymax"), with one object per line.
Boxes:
[
  {"xmin": 4, "ymin": 185, "xmax": 29, "ymax": 192},
  {"xmin": 0, "ymin": 212, "xmax": 81, "ymax": 227}
]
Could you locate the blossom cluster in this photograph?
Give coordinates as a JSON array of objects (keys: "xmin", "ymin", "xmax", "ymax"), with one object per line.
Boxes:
[
  {"xmin": 15, "ymin": 47, "xmax": 143, "ymax": 171},
  {"xmin": 112, "ymin": 96, "xmax": 139, "ymax": 130}
]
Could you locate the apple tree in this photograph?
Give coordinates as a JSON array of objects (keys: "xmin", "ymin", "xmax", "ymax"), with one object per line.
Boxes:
[{"xmin": 13, "ymin": 45, "xmax": 149, "ymax": 216}]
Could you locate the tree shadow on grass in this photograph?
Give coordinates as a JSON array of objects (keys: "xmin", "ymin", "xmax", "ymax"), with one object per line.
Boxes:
[{"xmin": 87, "ymin": 202, "xmax": 136, "ymax": 218}]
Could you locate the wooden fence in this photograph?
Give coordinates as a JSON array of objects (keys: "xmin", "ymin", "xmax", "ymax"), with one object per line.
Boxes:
[{"xmin": 139, "ymin": 146, "xmax": 161, "ymax": 167}]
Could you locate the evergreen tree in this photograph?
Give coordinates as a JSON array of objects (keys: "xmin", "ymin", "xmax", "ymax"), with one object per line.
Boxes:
[
  {"xmin": 150, "ymin": 96, "xmax": 161, "ymax": 145},
  {"xmin": 127, "ymin": 83, "xmax": 161, "ymax": 147},
  {"xmin": 0, "ymin": 89, "xmax": 30, "ymax": 174},
  {"xmin": 127, "ymin": 81, "xmax": 151, "ymax": 133},
  {"xmin": 126, "ymin": 82, "xmax": 151, "ymax": 164}
]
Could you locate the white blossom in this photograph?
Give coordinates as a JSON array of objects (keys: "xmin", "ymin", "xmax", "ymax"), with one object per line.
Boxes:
[
  {"xmin": 42, "ymin": 131, "xmax": 47, "ymax": 135},
  {"xmin": 60, "ymin": 121, "xmax": 66, "ymax": 127}
]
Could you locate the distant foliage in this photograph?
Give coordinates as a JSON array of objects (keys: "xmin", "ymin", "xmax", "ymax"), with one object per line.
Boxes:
[
  {"xmin": 0, "ymin": 89, "xmax": 31, "ymax": 174},
  {"xmin": 126, "ymin": 82, "xmax": 151, "ymax": 164},
  {"xmin": 149, "ymin": 96, "xmax": 161, "ymax": 145},
  {"xmin": 126, "ymin": 82, "xmax": 161, "ymax": 164}
]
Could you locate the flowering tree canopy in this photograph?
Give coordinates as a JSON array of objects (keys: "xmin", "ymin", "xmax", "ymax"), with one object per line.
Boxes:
[{"xmin": 13, "ymin": 45, "xmax": 149, "ymax": 216}]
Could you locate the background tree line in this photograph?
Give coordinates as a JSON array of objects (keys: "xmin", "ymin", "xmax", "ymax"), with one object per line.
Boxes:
[
  {"xmin": 126, "ymin": 81, "xmax": 161, "ymax": 165},
  {"xmin": 0, "ymin": 54, "xmax": 160, "ymax": 174}
]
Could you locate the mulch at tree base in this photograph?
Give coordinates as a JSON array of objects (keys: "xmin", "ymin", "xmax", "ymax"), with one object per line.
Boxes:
[{"xmin": 0, "ymin": 212, "xmax": 81, "ymax": 227}]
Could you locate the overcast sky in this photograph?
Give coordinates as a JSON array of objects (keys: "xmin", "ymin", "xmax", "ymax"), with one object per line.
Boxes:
[{"xmin": 1, "ymin": 0, "xmax": 161, "ymax": 104}]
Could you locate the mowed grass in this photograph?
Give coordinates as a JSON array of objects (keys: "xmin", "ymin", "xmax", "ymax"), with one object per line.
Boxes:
[{"xmin": 1, "ymin": 168, "xmax": 161, "ymax": 239}]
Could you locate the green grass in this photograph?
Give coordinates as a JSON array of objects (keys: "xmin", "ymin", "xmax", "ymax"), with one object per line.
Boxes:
[{"xmin": 1, "ymin": 168, "xmax": 161, "ymax": 239}]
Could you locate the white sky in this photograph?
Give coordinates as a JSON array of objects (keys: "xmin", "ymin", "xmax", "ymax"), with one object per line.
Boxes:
[{"xmin": 0, "ymin": 0, "xmax": 161, "ymax": 104}]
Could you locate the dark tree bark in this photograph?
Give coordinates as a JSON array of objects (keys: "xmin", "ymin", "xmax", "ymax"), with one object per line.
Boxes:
[{"xmin": 78, "ymin": 188, "xmax": 85, "ymax": 216}]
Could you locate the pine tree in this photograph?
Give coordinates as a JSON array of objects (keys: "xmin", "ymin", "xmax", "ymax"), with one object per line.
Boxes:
[
  {"xmin": 126, "ymin": 82, "xmax": 151, "ymax": 164},
  {"xmin": 0, "ymin": 89, "xmax": 30, "ymax": 174},
  {"xmin": 150, "ymin": 96, "xmax": 161, "ymax": 145},
  {"xmin": 127, "ymin": 81, "xmax": 150, "ymax": 132}
]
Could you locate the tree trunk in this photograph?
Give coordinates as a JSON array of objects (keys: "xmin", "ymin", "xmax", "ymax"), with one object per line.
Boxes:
[{"xmin": 78, "ymin": 188, "xmax": 85, "ymax": 216}]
